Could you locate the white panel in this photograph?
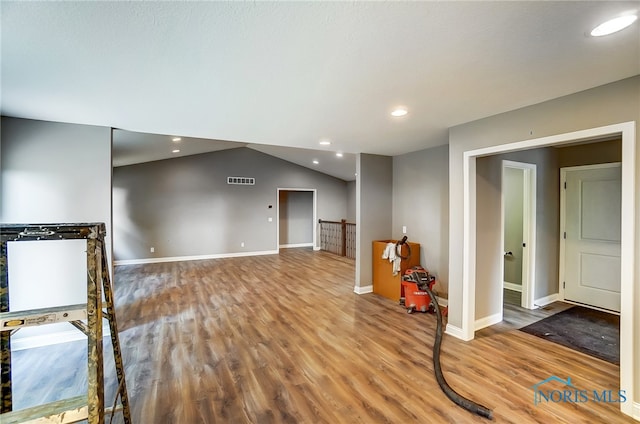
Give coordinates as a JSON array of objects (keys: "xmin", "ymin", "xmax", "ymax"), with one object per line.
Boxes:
[
  {"xmin": 7, "ymin": 240, "xmax": 88, "ymax": 311},
  {"xmin": 580, "ymin": 179, "xmax": 621, "ymax": 242},
  {"xmin": 579, "ymin": 253, "xmax": 621, "ymax": 292}
]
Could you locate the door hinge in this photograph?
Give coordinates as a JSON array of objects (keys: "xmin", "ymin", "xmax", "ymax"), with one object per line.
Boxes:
[
  {"xmin": 563, "ymin": 231, "xmax": 566, "ymax": 239},
  {"xmin": 564, "ymin": 181, "xmax": 566, "ymax": 189},
  {"xmin": 563, "ymin": 281, "xmax": 565, "ymax": 289}
]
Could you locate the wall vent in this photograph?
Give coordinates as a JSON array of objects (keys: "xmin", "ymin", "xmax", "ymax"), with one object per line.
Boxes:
[{"xmin": 227, "ymin": 176, "xmax": 255, "ymax": 185}]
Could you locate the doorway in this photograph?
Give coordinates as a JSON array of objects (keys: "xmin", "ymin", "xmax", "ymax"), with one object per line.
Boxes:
[
  {"xmin": 461, "ymin": 121, "xmax": 635, "ymax": 417},
  {"xmin": 501, "ymin": 160, "xmax": 536, "ymax": 310},
  {"xmin": 276, "ymin": 188, "xmax": 317, "ymax": 251}
]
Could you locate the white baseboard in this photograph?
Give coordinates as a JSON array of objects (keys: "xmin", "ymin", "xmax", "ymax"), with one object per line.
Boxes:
[
  {"xmin": 354, "ymin": 284, "xmax": 373, "ymax": 294},
  {"xmin": 279, "ymin": 243, "xmax": 314, "ymax": 249},
  {"xmin": 115, "ymin": 249, "xmax": 279, "ymax": 266},
  {"xmin": 503, "ymin": 282, "xmax": 523, "ymax": 292},
  {"xmin": 436, "ymin": 296, "xmax": 448, "ymax": 307},
  {"xmin": 534, "ymin": 293, "xmax": 559, "ymax": 308},
  {"xmin": 475, "ymin": 312, "xmax": 503, "ymax": 331},
  {"xmin": 631, "ymin": 402, "xmax": 640, "ymax": 421},
  {"xmin": 11, "ymin": 324, "xmax": 111, "ymax": 351},
  {"xmin": 633, "ymin": 401, "xmax": 639, "ymax": 420},
  {"xmin": 313, "ymin": 246, "xmax": 321, "ymax": 251},
  {"xmin": 445, "ymin": 323, "xmax": 465, "ymax": 339}
]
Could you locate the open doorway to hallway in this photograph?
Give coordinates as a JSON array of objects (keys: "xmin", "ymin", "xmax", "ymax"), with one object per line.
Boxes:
[
  {"xmin": 464, "ymin": 123, "xmax": 633, "ymax": 417},
  {"xmin": 277, "ymin": 189, "xmax": 317, "ymax": 251}
]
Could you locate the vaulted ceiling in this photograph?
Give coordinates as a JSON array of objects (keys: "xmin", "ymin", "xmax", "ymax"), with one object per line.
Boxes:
[{"xmin": 2, "ymin": 2, "xmax": 638, "ymax": 180}]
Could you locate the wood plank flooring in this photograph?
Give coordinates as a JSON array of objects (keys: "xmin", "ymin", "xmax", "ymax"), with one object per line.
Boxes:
[{"xmin": 9, "ymin": 248, "xmax": 634, "ymax": 423}]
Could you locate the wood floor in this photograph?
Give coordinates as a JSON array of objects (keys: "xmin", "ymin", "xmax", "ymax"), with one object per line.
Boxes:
[{"xmin": 9, "ymin": 248, "xmax": 634, "ymax": 423}]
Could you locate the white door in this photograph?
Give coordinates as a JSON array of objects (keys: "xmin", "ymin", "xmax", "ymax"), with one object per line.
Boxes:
[{"xmin": 562, "ymin": 164, "xmax": 621, "ymax": 312}]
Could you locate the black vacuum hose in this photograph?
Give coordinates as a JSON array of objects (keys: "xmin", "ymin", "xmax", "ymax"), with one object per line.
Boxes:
[
  {"xmin": 421, "ymin": 283, "xmax": 494, "ymax": 420},
  {"xmin": 395, "ymin": 236, "xmax": 411, "ymax": 259}
]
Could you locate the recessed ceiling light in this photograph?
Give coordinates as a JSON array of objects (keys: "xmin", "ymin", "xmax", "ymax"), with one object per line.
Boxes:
[
  {"xmin": 172, "ymin": 149, "xmax": 180, "ymax": 153},
  {"xmin": 312, "ymin": 160, "xmax": 319, "ymax": 165},
  {"xmin": 172, "ymin": 137, "xmax": 182, "ymax": 142},
  {"xmin": 336, "ymin": 152, "xmax": 343, "ymax": 158},
  {"xmin": 319, "ymin": 140, "xmax": 331, "ymax": 146},
  {"xmin": 391, "ymin": 107, "xmax": 408, "ymax": 117},
  {"xmin": 591, "ymin": 15, "xmax": 637, "ymax": 36}
]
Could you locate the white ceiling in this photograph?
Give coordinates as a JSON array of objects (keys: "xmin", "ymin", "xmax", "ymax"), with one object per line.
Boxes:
[
  {"xmin": 112, "ymin": 129, "xmax": 358, "ymax": 181},
  {"xmin": 2, "ymin": 2, "xmax": 639, "ymax": 180}
]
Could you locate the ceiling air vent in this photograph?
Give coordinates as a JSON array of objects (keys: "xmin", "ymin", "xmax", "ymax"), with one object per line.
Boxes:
[{"xmin": 227, "ymin": 176, "xmax": 255, "ymax": 185}]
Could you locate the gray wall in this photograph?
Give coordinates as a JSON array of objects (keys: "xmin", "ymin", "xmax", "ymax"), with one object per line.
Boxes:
[
  {"xmin": 355, "ymin": 153, "xmax": 392, "ymax": 290},
  {"xmin": 346, "ymin": 180, "xmax": 356, "ymax": 223},
  {"xmin": 448, "ymin": 75, "xmax": 639, "ymax": 405},
  {"xmin": 392, "ymin": 144, "xmax": 449, "ymax": 296},
  {"xmin": 0, "ymin": 117, "xmax": 112, "ymax": 342},
  {"xmin": 279, "ymin": 190, "xmax": 313, "ymax": 246},
  {"xmin": 113, "ymin": 147, "xmax": 347, "ymax": 260},
  {"xmin": 475, "ymin": 148, "xmax": 559, "ymax": 318}
]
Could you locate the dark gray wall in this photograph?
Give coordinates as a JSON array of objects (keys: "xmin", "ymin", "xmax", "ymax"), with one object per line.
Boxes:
[
  {"xmin": 113, "ymin": 147, "xmax": 347, "ymax": 260},
  {"xmin": 558, "ymin": 138, "xmax": 621, "ymax": 167},
  {"xmin": 278, "ymin": 190, "xmax": 313, "ymax": 246},
  {"xmin": 355, "ymin": 153, "xmax": 392, "ymax": 290},
  {"xmin": 392, "ymin": 144, "xmax": 449, "ymax": 296},
  {"xmin": 346, "ymin": 180, "xmax": 356, "ymax": 223}
]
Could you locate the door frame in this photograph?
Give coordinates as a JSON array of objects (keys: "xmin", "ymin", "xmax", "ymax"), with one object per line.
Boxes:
[
  {"xmin": 276, "ymin": 188, "xmax": 317, "ymax": 252},
  {"xmin": 501, "ymin": 160, "xmax": 537, "ymax": 309},
  {"xmin": 461, "ymin": 121, "xmax": 635, "ymax": 417},
  {"xmin": 559, "ymin": 162, "xmax": 622, "ymax": 312}
]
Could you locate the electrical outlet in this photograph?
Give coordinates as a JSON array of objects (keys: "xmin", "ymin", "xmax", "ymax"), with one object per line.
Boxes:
[
  {"xmin": 150, "ymin": 247, "xmax": 155, "ymax": 253},
  {"xmin": 402, "ymin": 226, "xmax": 407, "ymax": 234},
  {"xmin": 268, "ymin": 217, "xmax": 273, "ymax": 222},
  {"xmin": 241, "ymin": 242, "xmax": 245, "ymax": 248}
]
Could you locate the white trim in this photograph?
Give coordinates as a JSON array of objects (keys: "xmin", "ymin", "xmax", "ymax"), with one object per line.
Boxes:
[
  {"xmin": 276, "ymin": 188, "xmax": 318, "ymax": 252},
  {"xmin": 461, "ymin": 151, "xmax": 476, "ymax": 341},
  {"xmin": 436, "ymin": 296, "xmax": 448, "ymax": 307},
  {"xmin": 313, "ymin": 246, "xmax": 321, "ymax": 251},
  {"xmin": 503, "ymin": 282, "xmax": 523, "ymax": 292},
  {"xmin": 633, "ymin": 401, "xmax": 640, "ymax": 420},
  {"xmin": 475, "ymin": 312, "xmax": 503, "ymax": 331},
  {"xmin": 502, "ymin": 160, "xmax": 537, "ymax": 310},
  {"xmin": 353, "ymin": 284, "xmax": 373, "ymax": 294},
  {"xmin": 279, "ymin": 243, "xmax": 314, "ymax": 249},
  {"xmin": 461, "ymin": 121, "xmax": 635, "ymax": 419},
  {"xmin": 533, "ymin": 293, "xmax": 559, "ymax": 308},
  {"xmin": 11, "ymin": 324, "xmax": 111, "ymax": 351},
  {"xmin": 445, "ymin": 323, "xmax": 465, "ymax": 339},
  {"xmin": 114, "ymin": 249, "xmax": 278, "ymax": 266}
]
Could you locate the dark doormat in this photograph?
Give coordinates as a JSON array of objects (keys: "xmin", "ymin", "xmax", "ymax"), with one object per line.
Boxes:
[{"xmin": 519, "ymin": 306, "xmax": 619, "ymax": 364}]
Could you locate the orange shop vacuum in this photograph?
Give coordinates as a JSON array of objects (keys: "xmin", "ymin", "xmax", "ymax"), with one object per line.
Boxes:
[{"xmin": 400, "ymin": 266, "xmax": 436, "ymax": 314}]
